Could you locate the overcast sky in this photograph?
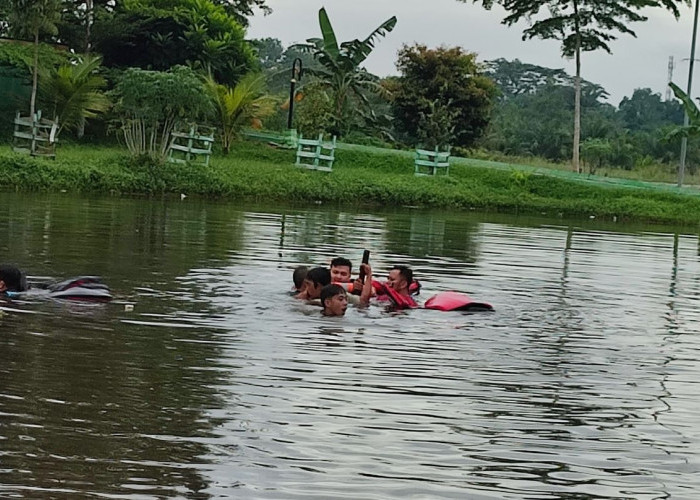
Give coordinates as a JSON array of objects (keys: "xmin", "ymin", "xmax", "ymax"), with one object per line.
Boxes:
[{"xmin": 247, "ymin": 0, "xmax": 697, "ymax": 107}]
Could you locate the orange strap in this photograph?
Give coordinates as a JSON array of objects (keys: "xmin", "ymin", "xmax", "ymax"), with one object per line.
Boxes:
[{"xmin": 333, "ymin": 282, "xmax": 354, "ymax": 293}]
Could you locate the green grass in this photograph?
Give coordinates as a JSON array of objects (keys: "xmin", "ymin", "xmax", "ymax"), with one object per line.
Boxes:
[
  {"xmin": 2, "ymin": 141, "xmax": 700, "ymax": 226},
  {"xmin": 464, "ymin": 148, "xmax": 700, "ymax": 185}
]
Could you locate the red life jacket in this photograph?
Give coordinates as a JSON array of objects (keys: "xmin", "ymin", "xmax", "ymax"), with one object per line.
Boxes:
[
  {"xmin": 371, "ymin": 280, "xmax": 418, "ymax": 309},
  {"xmin": 424, "ymin": 291, "xmax": 493, "ymax": 312}
]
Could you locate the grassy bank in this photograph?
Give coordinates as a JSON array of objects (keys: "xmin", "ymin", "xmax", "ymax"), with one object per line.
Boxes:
[{"xmin": 2, "ymin": 141, "xmax": 700, "ymax": 226}]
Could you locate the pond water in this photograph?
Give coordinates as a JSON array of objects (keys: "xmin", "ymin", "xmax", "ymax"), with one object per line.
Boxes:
[{"xmin": 1, "ymin": 193, "xmax": 699, "ymax": 499}]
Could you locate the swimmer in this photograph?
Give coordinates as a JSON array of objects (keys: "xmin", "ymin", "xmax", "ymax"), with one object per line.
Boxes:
[
  {"xmin": 1, "ymin": 266, "xmax": 111, "ymax": 301},
  {"xmin": 360, "ymin": 263, "xmax": 418, "ymax": 309},
  {"xmin": 387, "ymin": 265, "xmax": 413, "ymax": 297},
  {"xmin": 330, "ymin": 257, "xmax": 352, "ymax": 284},
  {"xmin": 0, "ymin": 265, "xmax": 27, "ymax": 294},
  {"xmin": 320, "ymin": 284, "xmax": 348, "ymax": 316},
  {"xmin": 295, "ymin": 267, "xmax": 331, "ymax": 301},
  {"xmin": 292, "ymin": 265, "xmax": 309, "ymax": 294}
]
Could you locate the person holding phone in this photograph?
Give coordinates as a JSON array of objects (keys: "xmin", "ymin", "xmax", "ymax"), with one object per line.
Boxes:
[
  {"xmin": 359, "ymin": 263, "xmax": 418, "ymax": 309},
  {"xmin": 350, "ymin": 251, "xmax": 370, "ymax": 294}
]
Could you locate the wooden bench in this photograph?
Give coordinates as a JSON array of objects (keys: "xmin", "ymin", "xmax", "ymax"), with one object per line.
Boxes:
[
  {"xmin": 168, "ymin": 125, "xmax": 215, "ymax": 166},
  {"xmin": 295, "ymin": 133, "xmax": 336, "ymax": 172},
  {"xmin": 414, "ymin": 146, "xmax": 451, "ymax": 176},
  {"xmin": 13, "ymin": 110, "xmax": 58, "ymax": 158}
]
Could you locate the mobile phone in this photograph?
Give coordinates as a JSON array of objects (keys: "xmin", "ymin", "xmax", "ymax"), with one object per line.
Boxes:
[{"xmin": 358, "ymin": 250, "xmax": 370, "ymax": 281}]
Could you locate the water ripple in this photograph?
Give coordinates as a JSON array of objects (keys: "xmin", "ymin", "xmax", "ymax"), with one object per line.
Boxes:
[{"xmin": 1, "ymin": 196, "xmax": 700, "ymax": 498}]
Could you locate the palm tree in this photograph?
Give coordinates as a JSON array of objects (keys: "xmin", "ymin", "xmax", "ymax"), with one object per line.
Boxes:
[
  {"xmin": 204, "ymin": 72, "xmax": 276, "ymax": 153},
  {"xmin": 39, "ymin": 55, "xmax": 110, "ymax": 136},
  {"xmin": 8, "ymin": 0, "xmax": 62, "ymax": 118},
  {"xmin": 295, "ymin": 7, "xmax": 396, "ymax": 136}
]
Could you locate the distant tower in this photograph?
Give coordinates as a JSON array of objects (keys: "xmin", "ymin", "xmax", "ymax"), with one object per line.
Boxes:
[{"xmin": 666, "ymin": 55, "xmax": 674, "ymax": 101}]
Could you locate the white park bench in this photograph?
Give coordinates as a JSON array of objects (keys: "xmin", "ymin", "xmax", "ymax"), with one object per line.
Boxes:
[
  {"xmin": 168, "ymin": 125, "xmax": 215, "ymax": 166},
  {"xmin": 414, "ymin": 146, "xmax": 451, "ymax": 176},
  {"xmin": 13, "ymin": 110, "xmax": 58, "ymax": 158},
  {"xmin": 295, "ymin": 133, "xmax": 336, "ymax": 172}
]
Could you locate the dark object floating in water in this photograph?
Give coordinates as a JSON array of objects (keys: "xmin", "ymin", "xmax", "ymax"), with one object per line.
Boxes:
[
  {"xmin": 6, "ymin": 276, "xmax": 113, "ymax": 302},
  {"xmin": 45, "ymin": 276, "xmax": 113, "ymax": 302},
  {"xmin": 424, "ymin": 291, "xmax": 493, "ymax": 312}
]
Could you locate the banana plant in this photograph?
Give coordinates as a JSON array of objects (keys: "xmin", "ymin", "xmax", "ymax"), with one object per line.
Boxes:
[
  {"xmin": 667, "ymin": 81, "xmax": 700, "ymax": 139},
  {"xmin": 294, "ymin": 7, "xmax": 396, "ymax": 136}
]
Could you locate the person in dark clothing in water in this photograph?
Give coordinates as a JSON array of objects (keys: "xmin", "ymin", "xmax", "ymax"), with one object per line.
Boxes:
[
  {"xmin": 0, "ymin": 264, "xmax": 111, "ymax": 301},
  {"xmin": 0, "ymin": 265, "xmax": 27, "ymax": 294}
]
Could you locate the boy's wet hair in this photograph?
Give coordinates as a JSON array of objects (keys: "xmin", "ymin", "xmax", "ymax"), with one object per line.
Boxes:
[
  {"xmin": 320, "ymin": 284, "xmax": 346, "ymax": 309},
  {"xmin": 292, "ymin": 265, "xmax": 309, "ymax": 290},
  {"xmin": 306, "ymin": 267, "xmax": 331, "ymax": 287},
  {"xmin": 0, "ymin": 265, "xmax": 27, "ymax": 292},
  {"xmin": 330, "ymin": 257, "xmax": 352, "ymax": 271},
  {"xmin": 392, "ymin": 265, "xmax": 413, "ymax": 284}
]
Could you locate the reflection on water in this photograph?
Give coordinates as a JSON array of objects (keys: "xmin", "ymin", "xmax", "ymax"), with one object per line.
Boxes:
[{"xmin": 1, "ymin": 193, "xmax": 700, "ymax": 499}]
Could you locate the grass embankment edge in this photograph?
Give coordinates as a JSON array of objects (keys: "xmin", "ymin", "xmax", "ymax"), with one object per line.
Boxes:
[{"xmin": 1, "ymin": 142, "xmax": 700, "ymax": 227}]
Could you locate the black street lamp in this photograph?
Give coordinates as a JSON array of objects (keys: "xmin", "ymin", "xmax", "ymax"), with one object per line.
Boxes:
[{"xmin": 287, "ymin": 58, "xmax": 303, "ymax": 130}]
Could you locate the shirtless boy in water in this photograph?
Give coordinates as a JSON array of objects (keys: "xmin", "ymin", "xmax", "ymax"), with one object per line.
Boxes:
[
  {"xmin": 294, "ymin": 267, "xmax": 331, "ymax": 301},
  {"xmin": 291, "ymin": 265, "xmax": 309, "ymax": 294},
  {"xmin": 0, "ymin": 265, "xmax": 26, "ymax": 294},
  {"xmin": 320, "ymin": 284, "xmax": 348, "ymax": 316}
]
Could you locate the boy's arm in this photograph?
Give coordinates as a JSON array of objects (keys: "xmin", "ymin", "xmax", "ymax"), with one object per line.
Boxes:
[{"xmin": 359, "ymin": 264, "xmax": 373, "ymax": 306}]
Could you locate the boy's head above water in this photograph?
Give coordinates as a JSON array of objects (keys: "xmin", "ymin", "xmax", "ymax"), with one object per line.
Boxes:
[
  {"xmin": 304, "ymin": 267, "xmax": 331, "ymax": 299},
  {"xmin": 330, "ymin": 257, "xmax": 352, "ymax": 283},
  {"xmin": 320, "ymin": 284, "xmax": 348, "ymax": 316},
  {"xmin": 292, "ymin": 265, "xmax": 309, "ymax": 291},
  {"xmin": 0, "ymin": 265, "xmax": 27, "ymax": 293}
]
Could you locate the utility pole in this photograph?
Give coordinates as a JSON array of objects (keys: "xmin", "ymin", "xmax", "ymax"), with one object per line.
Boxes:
[
  {"xmin": 679, "ymin": 0, "xmax": 700, "ymax": 187},
  {"xmin": 666, "ymin": 55, "xmax": 674, "ymax": 101}
]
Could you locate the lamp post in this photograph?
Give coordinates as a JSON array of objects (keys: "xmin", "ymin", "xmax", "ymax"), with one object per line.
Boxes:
[
  {"xmin": 678, "ymin": 0, "xmax": 700, "ymax": 187},
  {"xmin": 287, "ymin": 58, "xmax": 303, "ymax": 130}
]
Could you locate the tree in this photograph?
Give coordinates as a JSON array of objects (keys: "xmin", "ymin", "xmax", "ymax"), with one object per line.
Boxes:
[
  {"xmin": 291, "ymin": 80, "xmax": 333, "ymax": 136},
  {"xmin": 484, "ymin": 83, "xmax": 574, "ymax": 159},
  {"xmin": 469, "ymin": 0, "xmax": 687, "ymax": 173},
  {"xmin": 392, "ymin": 44, "xmax": 498, "ymax": 148},
  {"xmin": 7, "ymin": 0, "xmax": 62, "ymax": 117},
  {"xmin": 580, "ymin": 137, "xmax": 612, "ymax": 174},
  {"xmin": 210, "ymin": 0, "xmax": 270, "ymax": 27},
  {"xmin": 618, "ymin": 88, "xmax": 683, "ymax": 132},
  {"xmin": 485, "ymin": 57, "xmax": 608, "ymax": 103},
  {"xmin": 294, "ymin": 7, "xmax": 396, "ymax": 136},
  {"xmin": 93, "ymin": 0, "xmax": 256, "ymax": 85},
  {"xmin": 56, "ymin": 0, "xmax": 116, "ymax": 54},
  {"xmin": 251, "ymin": 37, "xmax": 284, "ymax": 70},
  {"xmin": 251, "ymin": 37, "xmax": 319, "ymax": 94},
  {"xmin": 111, "ymin": 66, "xmax": 212, "ymax": 160},
  {"xmin": 38, "ymin": 54, "xmax": 110, "ymax": 136},
  {"xmin": 204, "ymin": 72, "xmax": 276, "ymax": 153},
  {"xmin": 0, "ymin": 0, "xmax": 11, "ymax": 36},
  {"xmin": 485, "ymin": 58, "xmax": 572, "ymax": 98}
]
